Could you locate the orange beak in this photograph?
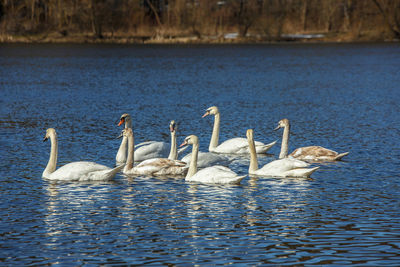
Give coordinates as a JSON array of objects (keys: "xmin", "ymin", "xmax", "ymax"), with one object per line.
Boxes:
[
  {"xmin": 202, "ymin": 111, "xmax": 210, "ymax": 118},
  {"xmin": 118, "ymin": 118, "xmax": 124, "ymax": 126},
  {"xmin": 179, "ymin": 141, "xmax": 187, "ymax": 147}
]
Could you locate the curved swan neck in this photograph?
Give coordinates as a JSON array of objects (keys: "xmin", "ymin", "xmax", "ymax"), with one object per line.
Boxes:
[
  {"xmin": 279, "ymin": 123, "xmax": 290, "ymax": 159},
  {"xmin": 247, "ymin": 132, "xmax": 258, "ymax": 173},
  {"xmin": 209, "ymin": 112, "xmax": 220, "ymax": 151},
  {"xmin": 125, "ymin": 131, "xmax": 135, "ymax": 172},
  {"xmin": 186, "ymin": 142, "xmax": 199, "ymax": 178},
  {"xmin": 168, "ymin": 131, "xmax": 177, "ymax": 160},
  {"xmin": 44, "ymin": 132, "xmax": 58, "ymax": 177}
]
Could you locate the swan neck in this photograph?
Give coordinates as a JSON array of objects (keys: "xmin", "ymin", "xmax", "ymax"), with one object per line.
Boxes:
[
  {"xmin": 116, "ymin": 136, "xmax": 128, "ymax": 161},
  {"xmin": 168, "ymin": 131, "xmax": 177, "ymax": 160},
  {"xmin": 125, "ymin": 119, "xmax": 132, "ymax": 129},
  {"xmin": 248, "ymin": 134, "xmax": 258, "ymax": 173},
  {"xmin": 125, "ymin": 132, "xmax": 135, "ymax": 172},
  {"xmin": 209, "ymin": 112, "xmax": 220, "ymax": 151},
  {"xmin": 279, "ymin": 124, "xmax": 290, "ymax": 159},
  {"xmin": 44, "ymin": 133, "xmax": 58, "ymax": 177},
  {"xmin": 186, "ymin": 142, "xmax": 199, "ymax": 178}
]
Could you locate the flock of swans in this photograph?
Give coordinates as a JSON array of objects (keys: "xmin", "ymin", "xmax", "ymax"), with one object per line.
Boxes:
[{"xmin": 43, "ymin": 106, "xmax": 349, "ymax": 184}]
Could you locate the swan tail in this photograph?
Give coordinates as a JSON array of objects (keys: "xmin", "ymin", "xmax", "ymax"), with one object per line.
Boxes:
[
  {"xmin": 257, "ymin": 140, "xmax": 277, "ymax": 153},
  {"xmin": 334, "ymin": 152, "xmax": 349, "ymax": 161},
  {"xmin": 225, "ymin": 175, "xmax": 247, "ymax": 184},
  {"xmin": 303, "ymin": 167, "xmax": 319, "ymax": 177},
  {"xmin": 103, "ymin": 164, "xmax": 125, "ymax": 180}
]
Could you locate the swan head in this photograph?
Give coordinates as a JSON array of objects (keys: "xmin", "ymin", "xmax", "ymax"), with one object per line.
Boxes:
[
  {"xmin": 118, "ymin": 113, "xmax": 132, "ymax": 128},
  {"xmin": 202, "ymin": 106, "xmax": 219, "ymax": 118},
  {"xmin": 43, "ymin": 128, "xmax": 56, "ymax": 142},
  {"xmin": 180, "ymin": 135, "xmax": 198, "ymax": 147},
  {"xmin": 246, "ymin": 129, "xmax": 254, "ymax": 140},
  {"xmin": 170, "ymin": 120, "xmax": 177, "ymax": 133},
  {"xmin": 274, "ymin": 118, "xmax": 289, "ymax": 130}
]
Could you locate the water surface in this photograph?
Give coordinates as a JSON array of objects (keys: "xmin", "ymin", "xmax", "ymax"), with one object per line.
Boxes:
[{"xmin": 1, "ymin": 43, "xmax": 399, "ymax": 265}]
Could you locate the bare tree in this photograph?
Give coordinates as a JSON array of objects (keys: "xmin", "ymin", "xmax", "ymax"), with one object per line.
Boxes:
[{"xmin": 371, "ymin": 0, "xmax": 400, "ymax": 38}]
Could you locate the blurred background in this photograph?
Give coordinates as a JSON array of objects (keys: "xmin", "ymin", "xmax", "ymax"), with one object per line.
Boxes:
[{"xmin": 0, "ymin": 0, "xmax": 399, "ymax": 43}]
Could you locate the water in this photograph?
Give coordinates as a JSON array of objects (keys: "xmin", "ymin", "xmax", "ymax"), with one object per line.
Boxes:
[{"xmin": 1, "ymin": 43, "xmax": 399, "ymax": 265}]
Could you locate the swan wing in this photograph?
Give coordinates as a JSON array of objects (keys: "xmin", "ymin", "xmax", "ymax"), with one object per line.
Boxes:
[
  {"xmin": 134, "ymin": 141, "xmax": 169, "ymax": 161},
  {"xmin": 182, "ymin": 152, "xmax": 230, "ymax": 168},
  {"xmin": 213, "ymin": 138, "xmax": 249, "ymax": 154},
  {"xmin": 46, "ymin": 161, "xmax": 117, "ymax": 181},
  {"xmin": 130, "ymin": 158, "xmax": 187, "ymax": 176},
  {"xmin": 214, "ymin": 138, "xmax": 275, "ymax": 154},
  {"xmin": 290, "ymin": 146, "xmax": 343, "ymax": 161},
  {"xmin": 256, "ymin": 158, "xmax": 308, "ymax": 173},
  {"xmin": 254, "ymin": 158, "xmax": 316, "ymax": 178},
  {"xmin": 187, "ymin": 165, "xmax": 246, "ymax": 184}
]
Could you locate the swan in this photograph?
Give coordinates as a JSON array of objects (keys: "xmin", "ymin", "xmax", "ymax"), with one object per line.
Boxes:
[
  {"xmin": 179, "ymin": 135, "xmax": 246, "ymax": 184},
  {"xmin": 247, "ymin": 129, "xmax": 319, "ymax": 178},
  {"xmin": 116, "ymin": 113, "xmax": 188, "ymax": 164},
  {"xmin": 120, "ymin": 127, "xmax": 188, "ymax": 176},
  {"xmin": 43, "ymin": 128, "xmax": 124, "ymax": 181},
  {"xmin": 202, "ymin": 106, "xmax": 277, "ymax": 154},
  {"xmin": 275, "ymin": 118, "xmax": 349, "ymax": 161}
]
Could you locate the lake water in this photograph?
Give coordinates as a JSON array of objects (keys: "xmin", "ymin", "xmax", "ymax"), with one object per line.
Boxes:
[{"xmin": 1, "ymin": 43, "xmax": 399, "ymax": 265}]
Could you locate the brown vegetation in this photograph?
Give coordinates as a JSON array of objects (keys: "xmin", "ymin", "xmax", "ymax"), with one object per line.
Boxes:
[{"xmin": 0, "ymin": 0, "xmax": 399, "ymax": 43}]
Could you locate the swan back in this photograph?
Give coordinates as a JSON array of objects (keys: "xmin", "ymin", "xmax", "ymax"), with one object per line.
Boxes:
[
  {"xmin": 186, "ymin": 165, "xmax": 246, "ymax": 184},
  {"xmin": 290, "ymin": 146, "xmax": 349, "ymax": 161},
  {"xmin": 128, "ymin": 158, "xmax": 188, "ymax": 176}
]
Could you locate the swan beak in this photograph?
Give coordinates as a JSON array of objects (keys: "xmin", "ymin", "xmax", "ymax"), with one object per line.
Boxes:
[
  {"xmin": 118, "ymin": 118, "xmax": 125, "ymax": 126},
  {"xmin": 43, "ymin": 136, "xmax": 48, "ymax": 142},
  {"xmin": 179, "ymin": 141, "xmax": 188, "ymax": 147},
  {"xmin": 274, "ymin": 125, "xmax": 281, "ymax": 131},
  {"xmin": 202, "ymin": 111, "xmax": 210, "ymax": 118}
]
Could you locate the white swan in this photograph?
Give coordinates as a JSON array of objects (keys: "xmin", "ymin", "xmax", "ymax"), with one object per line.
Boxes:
[
  {"xmin": 275, "ymin": 118, "xmax": 349, "ymax": 161},
  {"xmin": 180, "ymin": 135, "xmax": 246, "ymax": 184},
  {"xmin": 202, "ymin": 106, "xmax": 276, "ymax": 154},
  {"xmin": 43, "ymin": 128, "xmax": 124, "ymax": 181},
  {"xmin": 247, "ymin": 129, "xmax": 319, "ymax": 178},
  {"xmin": 121, "ymin": 127, "xmax": 188, "ymax": 176}
]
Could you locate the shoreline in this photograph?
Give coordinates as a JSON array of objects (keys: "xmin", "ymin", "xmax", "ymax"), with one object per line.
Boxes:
[{"xmin": 1, "ymin": 33, "xmax": 398, "ymax": 45}]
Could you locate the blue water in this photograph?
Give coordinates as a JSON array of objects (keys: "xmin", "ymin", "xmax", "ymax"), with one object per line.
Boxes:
[{"xmin": 1, "ymin": 43, "xmax": 399, "ymax": 265}]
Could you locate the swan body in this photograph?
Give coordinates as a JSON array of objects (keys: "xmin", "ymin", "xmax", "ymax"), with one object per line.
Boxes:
[
  {"xmin": 247, "ymin": 129, "xmax": 318, "ymax": 178},
  {"xmin": 203, "ymin": 106, "xmax": 276, "ymax": 154},
  {"xmin": 180, "ymin": 135, "xmax": 246, "ymax": 184},
  {"xmin": 121, "ymin": 126, "xmax": 188, "ymax": 176},
  {"xmin": 181, "ymin": 151, "xmax": 230, "ymax": 168},
  {"xmin": 43, "ymin": 128, "xmax": 123, "ymax": 181},
  {"xmin": 134, "ymin": 141, "xmax": 169, "ymax": 162},
  {"xmin": 275, "ymin": 118, "xmax": 349, "ymax": 161}
]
